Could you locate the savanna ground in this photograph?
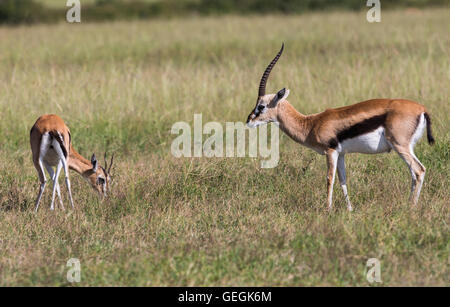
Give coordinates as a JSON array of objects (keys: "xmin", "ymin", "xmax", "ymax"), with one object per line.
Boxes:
[{"xmin": 0, "ymin": 8, "xmax": 448, "ymax": 286}]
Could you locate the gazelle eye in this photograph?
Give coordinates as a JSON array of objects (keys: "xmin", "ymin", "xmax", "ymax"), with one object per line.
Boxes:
[
  {"xmin": 97, "ymin": 177, "xmax": 105, "ymax": 185},
  {"xmin": 257, "ymin": 105, "xmax": 265, "ymax": 111}
]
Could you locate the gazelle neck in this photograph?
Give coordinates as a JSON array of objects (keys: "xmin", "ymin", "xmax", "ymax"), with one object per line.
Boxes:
[
  {"xmin": 276, "ymin": 101, "xmax": 311, "ymax": 145},
  {"xmin": 68, "ymin": 145, "xmax": 93, "ymax": 178}
]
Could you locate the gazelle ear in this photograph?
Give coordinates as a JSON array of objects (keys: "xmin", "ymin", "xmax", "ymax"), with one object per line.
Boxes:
[
  {"xmin": 273, "ymin": 88, "xmax": 290, "ymax": 106},
  {"xmin": 91, "ymin": 154, "xmax": 98, "ymax": 172}
]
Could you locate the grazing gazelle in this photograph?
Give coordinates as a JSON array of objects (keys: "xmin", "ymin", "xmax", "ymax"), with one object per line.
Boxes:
[
  {"xmin": 30, "ymin": 114, "xmax": 113, "ymax": 212},
  {"xmin": 246, "ymin": 44, "xmax": 435, "ymax": 211}
]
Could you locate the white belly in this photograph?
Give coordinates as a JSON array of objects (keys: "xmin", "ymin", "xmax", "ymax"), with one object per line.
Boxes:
[{"xmin": 338, "ymin": 127, "xmax": 391, "ymax": 154}]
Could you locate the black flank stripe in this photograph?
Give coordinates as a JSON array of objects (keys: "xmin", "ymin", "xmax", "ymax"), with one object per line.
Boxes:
[{"xmin": 329, "ymin": 114, "xmax": 387, "ymax": 148}]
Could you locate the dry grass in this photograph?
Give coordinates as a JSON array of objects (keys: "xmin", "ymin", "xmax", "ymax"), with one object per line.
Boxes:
[{"xmin": 0, "ymin": 9, "xmax": 449, "ymax": 286}]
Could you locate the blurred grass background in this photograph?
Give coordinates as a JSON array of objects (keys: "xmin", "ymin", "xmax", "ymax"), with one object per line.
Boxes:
[
  {"xmin": 0, "ymin": 0, "xmax": 449, "ymax": 23},
  {"xmin": 0, "ymin": 3, "xmax": 448, "ymax": 286}
]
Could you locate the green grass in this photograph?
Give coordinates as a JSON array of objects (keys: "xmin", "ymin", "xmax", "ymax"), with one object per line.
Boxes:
[{"xmin": 0, "ymin": 8, "xmax": 449, "ymax": 286}]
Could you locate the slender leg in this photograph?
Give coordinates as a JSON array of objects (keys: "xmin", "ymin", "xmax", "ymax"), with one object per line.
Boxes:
[
  {"xmin": 34, "ymin": 160, "xmax": 47, "ymax": 212},
  {"xmin": 55, "ymin": 162, "xmax": 65, "ymax": 210},
  {"xmin": 50, "ymin": 160, "xmax": 63, "ymax": 211},
  {"xmin": 325, "ymin": 149, "xmax": 339, "ymax": 211},
  {"xmin": 414, "ymin": 171, "xmax": 425, "ymax": 205},
  {"xmin": 409, "ymin": 173, "xmax": 417, "ymax": 202},
  {"xmin": 337, "ymin": 154, "xmax": 353, "ymax": 211},
  {"xmin": 34, "ymin": 133, "xmax": 51, "ymax": 212},
  {"xmin": 44, "ymin": 162, "xmax": 65, "ymax": 210},
  {"xmin": 65, "ymin": 176, "xmax": 75, "ymax": 209},
  {"xmin": 52, "ymin": 139, "xmax": 75, "ymax": 209},
  {"xmin": 410, "ymin": 150, "xmax": 426, "ymax": 205},
  {"xmin": 392, "ymin": 145, "xmax": 426, "ymax": 206}
]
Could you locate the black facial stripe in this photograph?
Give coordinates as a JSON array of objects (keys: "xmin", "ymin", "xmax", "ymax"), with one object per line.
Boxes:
[
  {"xmin": 254, "ymin": 104, "xmax": 266, "ymax": 116},
  {"xmin": 329, "ymin": 113, "xmax": 387, "ymax": 148}
]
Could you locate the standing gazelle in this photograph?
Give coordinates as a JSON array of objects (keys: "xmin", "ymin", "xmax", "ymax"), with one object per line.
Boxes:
[
  {"xmin": 246, "ymin": 44, "xmax": 435, "ymax": 211},
  {"xmin": 30, "ymin": 114, "xmax": 113, "ymax": 212}
]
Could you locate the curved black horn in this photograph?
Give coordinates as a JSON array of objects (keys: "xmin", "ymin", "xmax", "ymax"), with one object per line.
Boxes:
[
  {"xmin": 258, "ymin": 43, "xmax": 284, "ymax": 98},
  {"xmin": 103, "ymin": 152, "xmax": 114, "ymax": 174},
  {"xmin": 108, "ymin": 154, "xmax": 114, "ymax": 174}
]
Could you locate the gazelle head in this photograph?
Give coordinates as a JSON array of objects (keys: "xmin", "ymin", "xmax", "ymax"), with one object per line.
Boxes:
[
  {"xmin": 246, "ymin": 43, "xmax": 290, "ymax": 128},
  {"xmin": 87, "ymin": 153, "xmax": 114, "ymax": 198}
]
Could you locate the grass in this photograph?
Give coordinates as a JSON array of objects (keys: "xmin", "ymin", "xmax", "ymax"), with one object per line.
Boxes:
[{"xmin": 0, "ymin": 8, "xmax": 449, "ymax": 286}]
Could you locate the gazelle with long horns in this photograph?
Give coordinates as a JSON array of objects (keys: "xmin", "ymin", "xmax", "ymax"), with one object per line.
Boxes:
[
  {"xmin": 246, "ymin": 44, "xmax": 435, "ymax": 211},
  {"xmin": 30, "ymin": 114, "xmax": 113, "ymax": 212}
]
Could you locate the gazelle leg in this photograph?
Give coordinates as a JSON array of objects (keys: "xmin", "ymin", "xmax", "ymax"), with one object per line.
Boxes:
[
  {"xmin": 65, "ymin": 177, "xmax": 74, "ymax": 209},
  {"xmin": 34, "ymin": 133, "xmax": 51, "ymax": 212},
  {"xmin": 325, "ymin": 149, "xmax": 339, "ymax": 211},
  {"xmin": 63, "ymin": 161, "xmax": 75, "ymax": 209},
  {"xmin": 410, "ymin": 150, "xmax": 426, "ymax": 205},
  {"xmin": 50, "ymin": 160, "xmax": 63, "ymax": 211},
  {"xmin": 392, "ymin": 145, "xmax": 426, "ymax": 205},
  {"xmin": 55, "ymin": 162, "xmax": 65, "ymax": 210},
  {"xmin": 34, "ymin": 160, "xmax": 47, "ymax": 212},
  {"xmin": 44, "ymin": 162, "xmax": 65, "ymax": 210},
  {"xmin": 52, "ymin": 139, "xmax": 74, "ymax": 209},
  {"xmin": 337, "ymin": 154, "xmax": 353, "ymax": 211}
]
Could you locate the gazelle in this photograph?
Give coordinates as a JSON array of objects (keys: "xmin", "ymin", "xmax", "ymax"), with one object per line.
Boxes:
[
  {"xmin": 30, "ymin": 114, "xmax": 113, "ymax": 212},
  {"xmin": 246, "ymin": 44, "xmax": 435, "ymax": 211}
]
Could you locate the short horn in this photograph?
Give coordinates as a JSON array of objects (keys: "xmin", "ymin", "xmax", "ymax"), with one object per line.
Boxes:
[
  {"xmin": 258, "ymin": 43, "xmax": 284, "ymax": 98},
  {"xmin": 108, "ymin": 154, "xmax": 114, "ymax": 174}
]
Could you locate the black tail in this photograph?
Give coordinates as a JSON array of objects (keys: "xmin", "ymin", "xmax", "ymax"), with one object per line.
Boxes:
[
  {"xmin": 424, "ymin": 113, "xmax": 435, "ymax": 145},
  {"xmin": 49, "ymin": 131, "xmax": 68, "ymax": 158}
]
